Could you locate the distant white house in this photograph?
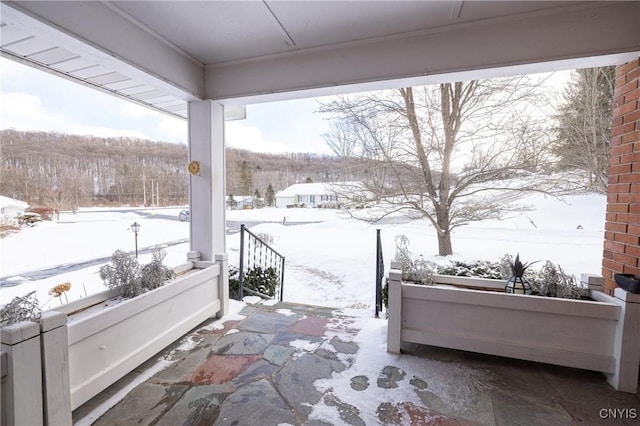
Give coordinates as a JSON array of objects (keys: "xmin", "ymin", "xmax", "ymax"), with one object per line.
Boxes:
[
  {"xmin": 226, "ymin": 195, "xmax": 262, "ymax": 210},
  {"xmin": 275, "ymin": 182, "xmax": 363, "ymax": 208},
  {"xmin": 0, "ymin": 195, "xmax": 29, "ymax": 222}
]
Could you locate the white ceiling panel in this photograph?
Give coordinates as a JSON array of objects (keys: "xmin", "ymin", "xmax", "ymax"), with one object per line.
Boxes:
[
  {"xmin": 0, "ymin": 23, "xmax": 32, "ymax": 46},
  {"xmin": 88, "ymin": 72, "xmax": 129, "ymax": 85},
  {"xmin": 27, "ymin": 47, "xmax": 77, "ymax": 65},
  {"xmin": 50, "ymin": 56, "xmax": 98, "ymax": 73},
  {"xmin": 69, "ymin": 64, "xmax": 114, "ymax": 79},
  {"xmin": 2, "ymin": 35, "xmax": 55, "ymax": 56}
]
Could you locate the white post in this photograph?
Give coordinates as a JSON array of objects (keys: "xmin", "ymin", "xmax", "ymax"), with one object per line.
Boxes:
[
  {"xmin": 387, "ymin": 262, "xmax": 403, "ymax": 354},
  {"xmin": 1, "ymin": 321, "xmax": 43, "ymax": 426},
  {"xmin": 606, "ymin": 288, "xmax": 640, "ymax": 393},
  {"xmin": 40, "ymin": 311, "xmax": 72, "ymax": 425},
  {"xmin": 188, "ymin": 100, "xmax": 226, "ymax": 261},
  {"xmin": 216, "ymin": 253, "xmax": 230, "ymax": 318}
]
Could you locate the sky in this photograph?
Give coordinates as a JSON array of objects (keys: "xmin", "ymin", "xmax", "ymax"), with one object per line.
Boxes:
[{"xmin": 0, "ymin": 57, "xmax": 335, "ymax": 155}]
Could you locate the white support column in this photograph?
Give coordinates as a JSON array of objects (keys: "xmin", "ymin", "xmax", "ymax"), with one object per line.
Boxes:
[
  {"xmin": 606, "ymin": 289, "xmax": 640, "ymax": 393},
  {"xmin": 387, "ymin": 261, "xmax": 404, "ymax": 354},
  {"xmin": 188, "ymin": 100, "xmax": 227, "ymax": 262},
  {"xmin": 1, "ymin": 321, "xmax": 43, "ymax": 426},
  {"xmin": 40, "ymin": 311, "xmax": 72, "ymax": 425}
]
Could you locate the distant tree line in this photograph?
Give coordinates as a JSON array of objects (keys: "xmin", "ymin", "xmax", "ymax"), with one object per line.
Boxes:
[{"xmin": 0, "ymin": 130, "xmax": 371, "ymax": 210}]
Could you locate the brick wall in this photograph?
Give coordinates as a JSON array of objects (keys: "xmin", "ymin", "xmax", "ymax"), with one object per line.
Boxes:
[{"xmin": 602, "ymin": 58, "xmax": 640, "ymax": 294}]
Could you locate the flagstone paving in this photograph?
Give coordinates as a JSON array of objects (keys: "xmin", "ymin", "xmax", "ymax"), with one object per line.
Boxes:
[{"xmin": 76, "ymin": 301, "xmax": 640, "ymax": 425}]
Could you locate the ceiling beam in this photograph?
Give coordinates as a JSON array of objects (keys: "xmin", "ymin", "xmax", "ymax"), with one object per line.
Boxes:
[{"xmin": 206, "ymin": 2, "xmax": 640, "ymax": 103}]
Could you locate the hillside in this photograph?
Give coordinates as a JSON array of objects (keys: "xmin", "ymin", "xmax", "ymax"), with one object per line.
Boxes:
[{"xmin": 0, "ymin": 130, "xmax": 367, "ymax": 209}]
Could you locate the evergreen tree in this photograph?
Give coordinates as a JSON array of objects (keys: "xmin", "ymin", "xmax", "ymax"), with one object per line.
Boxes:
[
  {"xmin": 553, "ymin": 66, "xmax": 615, "ymax": 193},
  {"xmin": 240, "ymin": 160, "xmax": 253, "ymax": 195},
  {"xmin": 254, "ymin": 189, "xmax": 261, "ymax": 199},
  {"xmin": 265, "ymin": 183, "xmax": 275, "ymax": 207},
  {"xmin": 305, "ymin": 176, "xmax": 313, "ymax": 183},
  {"xmin": 227, "ymin": 194, "xmax": 237, "ymax": 209}
]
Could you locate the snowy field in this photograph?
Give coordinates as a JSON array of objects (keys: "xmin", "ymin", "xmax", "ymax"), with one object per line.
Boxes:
[{"xmin": 1, "ymin": 192, "xmax": 606, "ymax": 316}]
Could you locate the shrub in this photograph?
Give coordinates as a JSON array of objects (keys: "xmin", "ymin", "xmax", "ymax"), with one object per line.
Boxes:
[
  {"xmin": 99, "ymin": 250, "xmax": 143, "ymax": 297},
  {"xmin": 229, "ymin": 266, "xmax": 279, "ymax": 300},
  {"xmin": 99, "ymin": 247, "xmax": 174, "ymax": 298},
  {"xmin": 0, "ymin": 291, "xmax": 42, "ymax": 326},
  {"xmin": 140, "ymin": 247, "xmax": 175, "ymax": 290},
  {"xmin": 394, "ymin": 235, "xmax": 435, "ymax": 284},
  {"xmin": 437, "ymin": 260, "xmax": 503, "ymax": 279}
]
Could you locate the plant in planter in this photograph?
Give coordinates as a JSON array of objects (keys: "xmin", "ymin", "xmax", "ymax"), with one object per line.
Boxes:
[
  {"xmin": 532, "ymin": 261, "xmax": 589, "ymax": 299},
  {"xmin": 504, "ymin": 253, "xmax": 537, "ymax": 294},
  {"xmin": 0, "ymin": 291, "xmax": 41, "ymax": 326},
  {"xmin": 394, "ymin": 235, "xmax": 436, "ymax": 284},
  {"xmin": 99, "ymin": 247, "xmax": 173, "ymax": 298}
]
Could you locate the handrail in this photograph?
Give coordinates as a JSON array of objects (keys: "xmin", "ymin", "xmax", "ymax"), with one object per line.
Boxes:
[
  {"xmin": 238, "ymin": 224, "xmax": 285, "ymax": 301},
  {"xmin": 375, "ymin": 229, "xmax": 384, "ymax": 318}
]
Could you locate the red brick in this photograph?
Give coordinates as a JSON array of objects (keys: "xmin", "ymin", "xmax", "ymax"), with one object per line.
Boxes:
[
  {"xmin": 612, "ymin": 115, "xmax": 624, "ymax": 127},
  {"xmin": 616, "ymin": 233, "xmax": 640, "ymax": 245},
  {"xmin": 635, "ymin": 142, "xmax": 640, "ymax": 152},
  {"xmin": 623, "ymin": 264, "xmax": 640, "ymax": 275},
  {"xmin": 608, "ymin": 174, "xmax": 619, "ymax": 185},
  {"xmin": 615, "ymin": 80, "xmax": 639, "ymax": 98},
  {"xmin": 625, "ymin": 88, "xmax": 640, "ymax": 102},
  {"xmin": 613, "ymin": 102, "xmax": 637, "ymax": 118},
  {"xmin": 605, "ymin": 240, "xmax": 626, "ymax": 253},
  {"xmin": 618, "ymin": 174, "xmax": 640, "ymax": 184},
  {"xmin": 611, "ymin": 135, "xmax": 623, "ymax": 147},
  {"xmin": 605, "ymin": 221, "xmax": 628, "ymax": 233},
  {"xmin": 610, "ymin": 143, "xmax": 633, "ymax": 156},
  {"xmin": 605, "ymin": 212, "xmax": 617, "ymax": 222},
  {"xmin": 615, "ymin": 213, "xmax": 640, "ymax": 223},
  {"xmin": 613, "ymin": 252, "xmax": 636, "ymax": 266},
  {"xmin": 613, "ymin": 95, "xmax": 625, "ymax": 109},
  {"xmin": 630, "ymin": 224, "xmax": 640, "ymax": 236},
  {"xmin": 628, "ymin": 67, "xmax": 640, "ymax": 82},
  {"xmin": 608, "ymin": 183, "xmax": 631, "ymax": 193},
  {"xmin": 605, "ymin": 230, "xmax": 615, "ymax": 240},
  {"xmin": 633, "ymin": 163, "xmax": 640, "ymax": 173},
  {"xmin": 603, "ymin": 249, "xmax": 614, "ymax": 259},
  {"xmin": 607, "ymin": 193, "xmax": 618, "ymax": 203},
  {"xmin": 622, "ymin": 109, "xmax": 640, "ymax": 124},
  {"xmin": 607, "ymin": 203, "xmax": 629, "ymax": 213},
  {"xmin": 630, "ymin": 203, "xmax": 640, "ymax": 214},
  {"xmin": 618, "ymin": 193, "xmax": 640, "ymax": 203},
  {"xmin": 625, "ymin": 244, "xmax": 640, "ymax": 257},
  {"xmin": 603, "ymin": 258, "xmax": 624, "ymax": 272},
  {"xmin": 620, "ymin": 152, "xmax": 640, "ymax": 164},
  {"xmin": 621, "ymin": 131, "xmax": 640, "ymax": 144},
  {"xmin": 609, "ymin": 164, "xmax": 632, "ymax": 175},
  {"xmin": 617, "ymin": 60, "xmax": 640, "ymax": 77}
]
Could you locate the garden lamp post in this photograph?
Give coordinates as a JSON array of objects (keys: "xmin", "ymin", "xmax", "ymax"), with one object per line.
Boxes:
[{"xmin": 131, "ymin": 221, "xmax": 141, "ymax": 258}]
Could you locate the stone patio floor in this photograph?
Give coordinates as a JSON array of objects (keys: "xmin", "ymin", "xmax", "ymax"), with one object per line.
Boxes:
[{"xmin": 74, "ymin": 301, "xmax": 640, "ymax": 425}]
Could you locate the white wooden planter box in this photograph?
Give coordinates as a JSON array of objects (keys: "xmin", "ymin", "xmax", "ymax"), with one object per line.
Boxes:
[
  {"xmin": 387, "ymin": 267, "xmax": 640, "ymax": 393},
  {"xmin": 2, "ymin": 255, "xmax": 230, "ymax": 425},
  {"xmin": 63, "ymin": 260, "xmax": 222, "ymax": 409}
]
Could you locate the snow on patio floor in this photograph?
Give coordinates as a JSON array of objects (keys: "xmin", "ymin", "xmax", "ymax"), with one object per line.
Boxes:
[{"xmin": 75, "ymin": 299, "xmax": 640, "ymax": 426}]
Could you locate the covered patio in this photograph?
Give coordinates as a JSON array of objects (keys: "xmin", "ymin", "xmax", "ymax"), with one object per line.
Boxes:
[{"xmin": 1, "ymin": 1, "xmax": 639, "ymax": 424}]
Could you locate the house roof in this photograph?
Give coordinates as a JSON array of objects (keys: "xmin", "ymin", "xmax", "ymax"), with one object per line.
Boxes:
[
  {"xmin": 276, "ymin": 182, "xmax": 362, "ymax": 197},
  {"xmin": 0, "ymin": 195, "xmax": 28, "ymax": 209}
]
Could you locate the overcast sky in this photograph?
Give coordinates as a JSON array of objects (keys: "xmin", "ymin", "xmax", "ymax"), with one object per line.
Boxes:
[{"xmin": 0, "ymin": 57, "xmax": 335, "ymax": 155}]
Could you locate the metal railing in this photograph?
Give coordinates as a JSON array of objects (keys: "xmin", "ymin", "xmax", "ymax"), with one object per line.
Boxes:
[
  {"xmin": 375, "ymin": 228, "xmax": 384, "ymax": 318},
  {"xmin": 238, "ymin": 224, "xmax": 285, "ymax": 301}
]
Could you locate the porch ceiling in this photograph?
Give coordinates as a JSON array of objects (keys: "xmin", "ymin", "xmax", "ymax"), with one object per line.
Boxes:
[{"xmin": 1, "ymin": 1, "xmax": 639, "ymax": 115}]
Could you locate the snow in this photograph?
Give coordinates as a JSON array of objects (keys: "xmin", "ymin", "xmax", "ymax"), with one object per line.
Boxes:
[{"xmin": 1, "ymin": 193, "xmax": 606, "ymax": 316}]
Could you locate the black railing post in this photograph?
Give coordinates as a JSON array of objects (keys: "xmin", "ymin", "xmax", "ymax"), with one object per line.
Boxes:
[
  {"xmin": 375, "ymin": 229, "xmax": 383, "ymax": 318},
  {"xmin": 238, "ymin": 224, "xmax": 245, "ymax": 299},
  {"xmin": 280, "ymin": 256, "xmax": 285, "ymax": 302}
]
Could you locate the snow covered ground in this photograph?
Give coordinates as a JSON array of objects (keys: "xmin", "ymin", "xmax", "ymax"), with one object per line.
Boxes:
[{"xmin": 1, "ymin": 192, "xmax": 606, "ymax": 315}]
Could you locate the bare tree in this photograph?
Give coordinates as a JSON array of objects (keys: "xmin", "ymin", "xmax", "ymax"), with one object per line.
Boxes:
[
  {"xmin": 321, "ymin": 77, "xmax": 560, "ymax": 256},
  {"xmin": 553, "ymin": 66, "xmax": 615, "ymax": 193}
]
